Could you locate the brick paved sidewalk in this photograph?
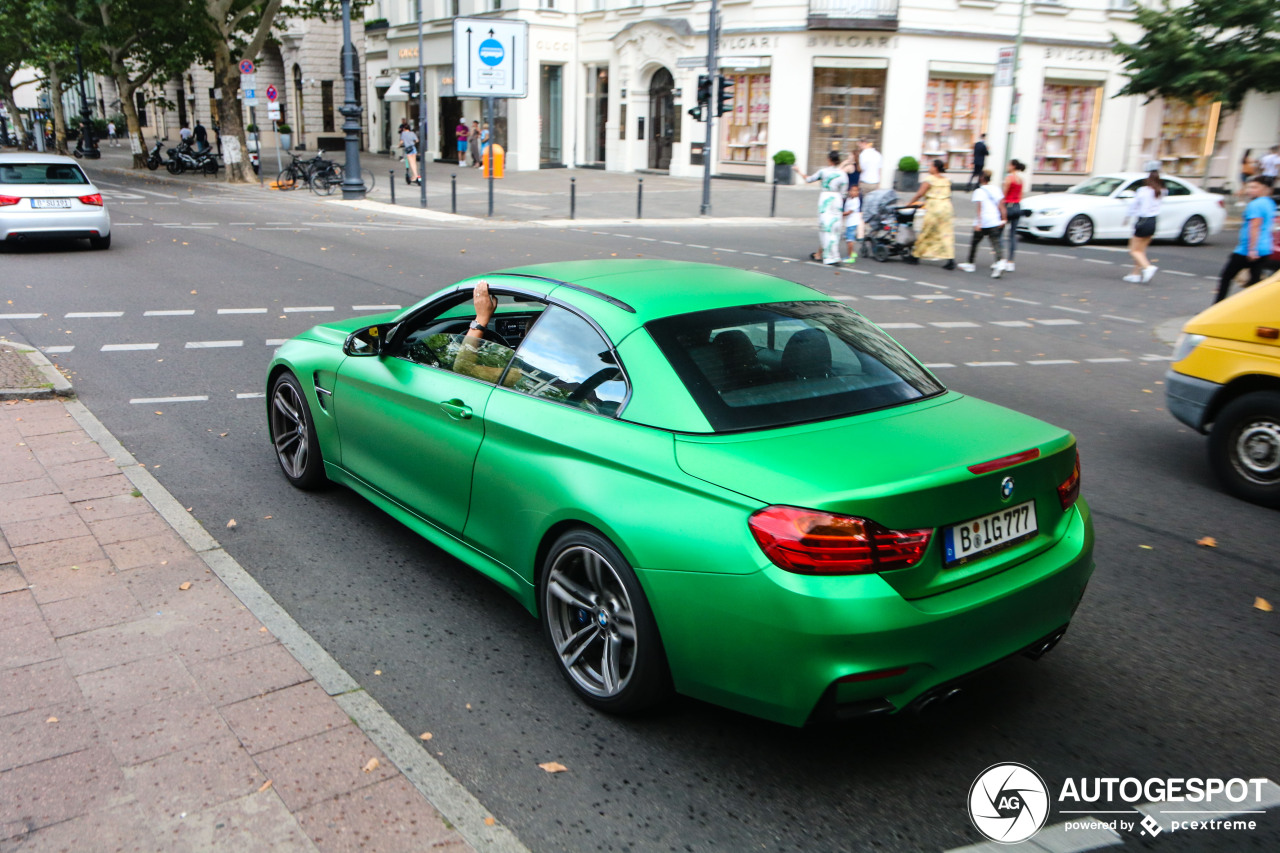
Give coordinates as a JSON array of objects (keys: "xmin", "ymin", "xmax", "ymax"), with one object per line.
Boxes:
[{"xmin": 0, "ymin": 396, "xmax": 485, "ymax": 852}]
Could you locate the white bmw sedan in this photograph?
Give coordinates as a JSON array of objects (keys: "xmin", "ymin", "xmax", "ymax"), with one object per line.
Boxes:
[
  {"xmin": 0, "ymin": 153, "xmax": 111, "ymax": 249},
  {"xmin": 1017, "ymin": 172, "xmax": 1226, "ymax": 247}
]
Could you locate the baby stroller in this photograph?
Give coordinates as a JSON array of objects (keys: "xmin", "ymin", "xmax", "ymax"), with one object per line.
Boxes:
[{"xmin": 861, "ymin": 189, "xmax": 918, "ymax": 262}]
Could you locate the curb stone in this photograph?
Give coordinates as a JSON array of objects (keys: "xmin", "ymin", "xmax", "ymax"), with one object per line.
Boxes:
[{"xmin": 0, "ymin": 342, "xmax": 74, "ymax": 399}]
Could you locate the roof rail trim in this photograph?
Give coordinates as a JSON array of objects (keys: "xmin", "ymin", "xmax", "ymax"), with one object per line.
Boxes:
[{"xmin": 503, "ymin": 273, "xmax": 637, "ymax": 314}]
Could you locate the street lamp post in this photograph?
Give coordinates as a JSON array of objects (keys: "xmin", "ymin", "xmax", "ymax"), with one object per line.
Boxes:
[
  {"xmin": 1002, "ymin": 0, "xmax": 1030, "ymax": 173},
  {"xmin": 74, "ymin": 45, "xmax": 95, "ymax": 155},
  {"xmin": 338, "ymin": 0, "xmax": 367, "ymax": 199},
  {"xmin": 699, "ymin": 0, "xmax": 719, "ymax": 216}
]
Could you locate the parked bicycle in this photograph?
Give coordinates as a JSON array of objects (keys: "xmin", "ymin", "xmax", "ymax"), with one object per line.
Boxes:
[
  {"xmin": 275, "ymin": 153, "xmax": 332, "ymax": 190},
  {"xmin": 309, "ymin": 162, "xmax": 376, "ymax": 196}
]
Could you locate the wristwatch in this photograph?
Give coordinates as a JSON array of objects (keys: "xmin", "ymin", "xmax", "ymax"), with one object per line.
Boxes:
[{"xmin": 469, "ymin": 320, "xmax": 488, "ymax": 331}]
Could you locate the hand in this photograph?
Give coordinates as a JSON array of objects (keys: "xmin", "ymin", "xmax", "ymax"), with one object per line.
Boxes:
[
  {"xmin": 473, "ymin": 281, "xmax": 497, "ymax": 327},
  {"xmin": 1248, "ymin": 251, "xmax": 1259, "ymax": 260}
]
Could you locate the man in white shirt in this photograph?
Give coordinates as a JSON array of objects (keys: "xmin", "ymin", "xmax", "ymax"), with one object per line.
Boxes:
[
  {"xmin": 1260, "ymin": 145, "xmax": 1280, "ymax": 187},
  {"xmin": 958, "ymin": 169, "xmax": 1007, "ymax": 277},
  {"xmin": 857, "ymin": 139, "xmax": 882, "ymax": 194},
  {"xmin": 106, "ymin": 121, "xmax": 118, "ymax": 147}
]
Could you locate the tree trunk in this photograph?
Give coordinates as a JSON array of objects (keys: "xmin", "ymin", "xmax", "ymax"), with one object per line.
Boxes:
[
  {"xmin": 48, "ymin": 63, "xmax": 69, "ymax": 154},
  {"xmin": 0, "ymin": 82, "xmax": 27, "ymax": 148},
  {"xmin": 110, "ymin": 70, "xmax": 147, "ymax": 167},
  {"xmin": 212, "ymin": 41, "xmax": 252, "ymax": 183}
]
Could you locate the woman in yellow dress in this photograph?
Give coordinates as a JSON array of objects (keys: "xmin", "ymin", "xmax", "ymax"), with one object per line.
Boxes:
[{"xmin": 904, "ymin": 159, "xmax": 956, "ymax": 270}]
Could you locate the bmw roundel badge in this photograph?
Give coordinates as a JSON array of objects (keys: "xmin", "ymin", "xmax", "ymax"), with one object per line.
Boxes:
[{"xmin": 1000, "ymin": 476, "xmax": 1015, "ymax": 501}]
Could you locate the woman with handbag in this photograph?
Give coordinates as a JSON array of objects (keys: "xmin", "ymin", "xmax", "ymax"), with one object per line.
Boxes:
[{"xmin": 1124, "ymin": 170, "xmax": 1164, "ymax": 283}]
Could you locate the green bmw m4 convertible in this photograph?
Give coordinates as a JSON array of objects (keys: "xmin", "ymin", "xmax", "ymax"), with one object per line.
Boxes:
[{"xmin": 266, "ymin": 260, "xmax": 1094, "ymax": 726}]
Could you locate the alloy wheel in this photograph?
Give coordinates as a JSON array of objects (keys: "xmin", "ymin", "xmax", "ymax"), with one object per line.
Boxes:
[
  {"xmin": 544, "ymin": 545, "xmax": 638, "ymax": 698},
  {"xmin": 270, "ymin": 380, "xmax": 310, "ymax": 480}
]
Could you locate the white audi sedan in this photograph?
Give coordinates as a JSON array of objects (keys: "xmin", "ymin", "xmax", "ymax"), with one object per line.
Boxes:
[
  {"xmin": 1018, "ymin": 172, "xmax": 1226, "ymax": 247},
  {"xmin": 0, "ymin": 153, "xmax": 111, "ymax": 249}
]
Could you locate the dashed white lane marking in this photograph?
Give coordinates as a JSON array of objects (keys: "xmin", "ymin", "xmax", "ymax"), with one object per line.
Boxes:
[
  {"xmin": 1203, "ymin": 275, "xmax": 1217, "ymax": 280},
  {"xmin": 991, "ymin": 320, "xmax": 1034, "ymax": 328},
  {"xmin": 1087, "ymin": 357, "xmax": 1131, "ymax": 363},
  {"xmin": 662, "ymin": 240, "xmax": 682, "ymax": 245},
  {"xmin": 100, "ymin": 343, "xmax": 159, "ymax": 352},
  {"xmin": 1035, "ymin": 318, "xmax": 1083, "ymax": 326},
  {"xmin": 876, "ymin": 274, "xmax": 908, "ymax": 281},
  {"xmin": 160, "ymin": 224, "xmax": 214, "ymax": 229},
  {"xmin": 1028, "ymin": 359, "xmax": 1079, "ymax": 365},
  {"xmin": 687, "ymin": 244, "xmax": 710, "ymax": 249},
  {"xmin": 1052, "ymin": 305, "xmax": 1092, "ymax": 314},
  {"xmin": 353, "ymin": 305, "xmax": 402, "ymax": 311},
  {"xmin": 130, "ymin": 395, "xmax": 208, "ymax": 404},
  {"xmin": 1102, "ymin": 314, "xmax": 1143, "ymax": 324},
  {"xmin": 256, "ymin": 227, "xmax": 311, "ymax": 231},
  {"xmin": 42, "ymin": 346, "xmax": 74, "ymax": 354},
  {"xmin": 930, "ymin": 321, "xmax": 981, "ymax": 328},
  {"xmin": 879, "ymin": 322, "xmax": 924, "ymax": 329},
  {"xmin": 712, "ymin": 247, "xmax": 737, "ymax": 253},
  {"xmin": 265, "ymin": 221, "xmax": 294, "ymax": 225},
  {"xmin": 65, "ymin": 312, "xmax": 124, "ymax": 318},
  {"xmin": 0, "ymin": 313, "xmax": 42, "ymax": 320},
  {"xmin": 144, "ymin": 309, "xmax": 196, "ymax": 316},
  {"xmin": 865, "ymin": 294, "xmax": 908, "ymax": 301},
  {"xmin": 185, "ymin": 340, "xmax": 244, "ymax": 348},
  {"xmin": 771, "ymin": 256, "xmax": 793, "ymax": 262},
  {"xmin": 916, "ymin": 281, "xmax": 949, "ymax": 289},
  {"xmin": 284, "ymin": 306, "xmax": 334, "ymax": 313},
  {"xmin": 1084, "ymin": 258, "xmax": 1114, "ymax": 265},
  {"xmin": 1004, "ymin": 297, "xmax": 1040, "ymax": 305},
  {"xmin": 743, "ymin": 251, "xmax": 768, "ymax": 257},
  {"xmin": 1141, "ymin": 354, "xmax": 1175, "ymax": 361},
  {"xmin": 635, "ymin": 236, "xmax": 657, "ymax": 242},
  {"xmin": 914, "ymin": 294, "xmax": 955, "ymax": 300},
  {"xmin": 957, "ymin": 289, "xmax": 994, "ymax": 297},
  {"xmin": 236, "ymin": 392, "xmax": 266, "ymax": 399},
  {"xmin": 967, "ymin": 361, "xmax": 1018, "ymax": 367},
  {"xmin": 217, "ymin": 308, "xmax": 268, "ymax": 314},
  {"xmin": 833, "ymin": 295, "xmax": 859, "ymax": 302},
  {"xmin": 924, "ymin": 363, "xmax": 956, "ymax": 368},
  {"xmin": 1048, "ymin": 253, "xmax": 1076, "ymax": 260},
  {"xmin": 1164, "ymin": 270, "xmax": 1196, "ymax": 277},
  {"xmin": 266, "ymin": 339, "xmax": 289, "ymax": 346},
  {"xmin": 229, "ymin": 221, "xmax": 255, "ymax": 226}
]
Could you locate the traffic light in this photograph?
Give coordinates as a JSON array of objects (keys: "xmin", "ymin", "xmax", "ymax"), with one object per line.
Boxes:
[
  {"xmin": 696, "ymin": 74, "xmax": 712, "ymax": 106},
  {"xmin": 687, "ymin": 104, "xmax": 704, "ymax": 122},
  {"xmin": 716, "ymin": 75, "xmax": 735, "ymax": 117},
  {"xmin": 399, "ymin": 71, "xmax": 419, "ymax": 99}
]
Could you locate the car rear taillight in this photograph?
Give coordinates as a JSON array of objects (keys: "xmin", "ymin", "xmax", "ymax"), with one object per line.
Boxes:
[
  {"xmin": 78, "ymin": 193, "xmax": 103, "ymax": 206},
  {"xmin": 1057, "ymin": 451, "xmax": 1081, "ymax": 509},
  {"xmin": 0, "ymin": 195, "xmax": 19, "ymax": 206},
  {"xmin": 749, "ymin": 505, "xmax": 932, "ymax": 575}
]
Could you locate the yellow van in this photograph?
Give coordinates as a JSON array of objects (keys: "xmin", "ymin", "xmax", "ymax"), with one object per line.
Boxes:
[{"xmin": 1166, "ymin": 272, "xmax": 1280, "ymax": 507}]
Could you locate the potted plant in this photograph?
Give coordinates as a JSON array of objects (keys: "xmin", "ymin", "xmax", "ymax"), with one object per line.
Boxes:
[
  {"xmin": 276, "ymin": 122, "xmax": 292, "ymax": 150},
  {"xmin": 246, "ymin": 123, "xmax": 258, "ymax": 134},
  {"xmin": 894, "ymin": 155, "xmax": 920, "ymax": 192},
  {"xmin": 772, "ymin": 150, "xmax": 796, "ymax": 185}
]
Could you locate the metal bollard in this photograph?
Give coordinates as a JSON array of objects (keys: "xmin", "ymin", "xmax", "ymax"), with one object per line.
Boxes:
[
  {"xmin": 570, "ymin": 177, "xmax": 576, "ymax": 220},
  {"xmin": 389, "ymin": 170, "xmax": 395, "ymax": 205},
  {"xmin": 451, "ymin": 174, "xmax": 457, "ymax": 214},
  {"xmin": 637, "ymin": 177, "xmax": 643, "ymax": 219},
  {"xmin": 770, "ymin": 181, "xmax": 777, "ymax": 218}
]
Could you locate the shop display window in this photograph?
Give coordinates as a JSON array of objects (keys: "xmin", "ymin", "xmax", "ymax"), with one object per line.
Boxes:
[
  {"xmin": 719, "ymin": 73, "xmax": 770, "ymax": 169},
  {"xmin": 1034, "ymin": 84, "xmax": 1100, "ymax": 173},
  {"xmin": 807, "ymin": 67, "xmax": 885, "ymax": 174},
  {"xmin": 1153, "ymin": 96, "xmax": 1224, "ymax": 178},
  {"xmin": 922, "ymin": 78, "xmax": 990, "ymax": 173}
]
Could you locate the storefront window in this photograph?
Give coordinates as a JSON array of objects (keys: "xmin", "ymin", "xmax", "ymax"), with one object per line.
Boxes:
[
  {"xmin": 807, "ymin": 67, "xmax": 884, "ymax": 174},
  {"xmin": 1153, "ymin": 96, "xmax": 1222, "ymax": 178},
  {"xmin": 1035, "ymin": 83, "xmax": 1100, "ymax": 174},
  {"xmin": 719, "ymin": 72, "xmax": 770, "ymax": 177},
  {"xmin": 922, "ymin": 78, "xmax": 990, "ymax": 173}
]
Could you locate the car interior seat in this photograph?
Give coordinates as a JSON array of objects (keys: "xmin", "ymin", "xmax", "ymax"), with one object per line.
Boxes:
[{"xmin": 781, "ymin": 328, "xmax": 832, "ymax": 379}]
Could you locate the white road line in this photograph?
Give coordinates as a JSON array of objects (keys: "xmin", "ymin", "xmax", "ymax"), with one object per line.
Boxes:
[
  {"xmin": 1203, "ymin": 275, "xmax": 1217, "ymax": 280},
  {"xmin": 130, "ymin": 395, "xmax": 208, "ymax": 404},
  {"xmin": 916, "ymin": 281, "xmax": 949, "ymax": 289},
  {"xmin": 833, "ymin": 295, "xmax": 859, "ymax": 301},
  {"xmin": 991, "ymin": 320, "xmax": 1034, "ymax": 327},
  {"xmin": 712, "ymin": 248, "xmax": 736, "ymax": 253},
  {"xmin": 1141, "ymin": 354, "xmax": 1175, "ymax": 361},
  {"xmin": 266, "ymin": 221, "xmax": 294, "ymax": 225},
  {"xmin": 284, "ymin": 306, "xmax": 335, "ymax": 313},
  {"xmin": 913, "ymin": 294, "xmax": 954, "ymax": 300},
  {"xmin": 1086, "ymin": 357, "xmax": 1131, "ymax": 363},
  {"xmin": 185, "ymin": 340, "xmax": 244, "ymax": 348},
  {"xmin": 1028, "ymin": 359, "xmax": 1079, "ymax": 365},
  {"xmin": 1035, "ymin": 318, "xmax": 1083, "ymax": 326},
  {"xmin": 236, "ymin": 392, "xmax": 266, "ymax": 399},
  {"xmin": 610, "ymin": 233, "xmax": 632, "ymax": 238},
  {"xmin": 0, "ymin": 313, "xmax": 42, "ymax": 320},
  {"xmin": 1004, "ymin": 297, "xmax": 1040, "ymax": 305},
  {"xmin": 662, "ymin": 240, "xmax": 683, "ymax": 245},
  {"xmin": 42, "ymin": 346, "xmax": 74, "ymax": 354},
  {"xmin": 1084, "ymin": 258, "xmax": 1113, "ymax": 265},
  {"xmin": 123, "ymin": 187, "xmax": 179, "ymax": 200},
  {"xmin": 1102, "ymin": 314, "xmax": 1143, "ymax": 324},
  {"xmin": 65, "ymin": 311, "xmax": 123, "ymax": 318},
  {"xmin": 967, "ymin": 361, "xmax": 1018, "ymax": 367},
  {"xmin": 160, "ymin": 225, "xmax": 214, "ymax": 229},
  {"xmin": 1164, "ymin": 270, "xmax": 1196, "ymax": 277},
  {"xmin": 865, "ymin": 294, "xmax": 907, "ymax": 301},
  {"xmin": 144, "ymin": 309, "xmax": 196, "ymax": 316},
  {"xmin": 687, "ymin": 244, "xmax": 710, "ymax": 249},
  {"xmin": 924, "ymin": 363, "xmax": 955, "ymax": 368},
  {"xmin": 743, "ymin": 251, "xmax": 767, "ymax": 257},
  {"xmin": 1017, "ymin": 249, "xmax": 1040, "ymax": 255},
  {"xmin": 930, "ymin": 321, "xmax": 980, "ymax": 328},
  {"xmin": 229, "ymin": 221, "xmax": 256, "ymax": 226},
  {"xmin": 217, "ymin": 308, "xmax": 268, "ymax": 314},
  {"xmin": 266, "ymin": 339, "xmax": 289, "ymax": 346},
  {"xmin": 878, "ymin": 322, "xmax": 924, "ymax": 329},
  {"xmin": 1048, "ymin": 253, "xmax": 1076, "ymax": 260},
  {"xmin": 771, "ymin": 256, "xmax": 793, "ymax": 262},
  {"xmin": 353, "ymin": 304, "xmax": 402, "ymax": 311},
  {"xmin": 957, "ymin": 289, "xmax": 993, "ymax": 297},
  {"xmin": 635, "ymin": 236, "xmax": 657, "ymax": 241},
  {"xmin": 100, "ymin": 343, "xmax": 159, "ymax": 352},
  {"xmin": 255, "ymin": 227, "xmax": 312, "ymax": 230},
  {"xmin": 1052, "ymin": 305, "xmax": 1092, "ymax": 314},
  {"xmin": 875, "ymin": 274, "xmax": 908, "ymax": 281}
]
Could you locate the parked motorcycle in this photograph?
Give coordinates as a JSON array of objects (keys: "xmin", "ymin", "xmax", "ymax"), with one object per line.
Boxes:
[
  {"xmin": 165, "ymin": 140, "xmax": 219, "ymax": 175},
  {"xmin": 145, "ymin": 139, "xmax": 166, "ymax": 170}
]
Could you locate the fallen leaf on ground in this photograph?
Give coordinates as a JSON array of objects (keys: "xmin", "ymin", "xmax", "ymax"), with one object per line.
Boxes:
[
  {"xmin": 259, "ymin": 627, "xmax": 268, "ymax": 633},
  {"xmin": 226, "ymin": 519, "xmax": 237, "ymax": 529},
  {"xmin": 46, "ymin": 716, "xmax": 58, "ymax": 724},
  {"xmin": 154, "ymin": 411, "xmax": 163, "ymax": 415},
  {"xmin": 466, "ymin": 703, "xmax": 472, "ymax": 710},
  {"xmin": 538, "ymin": 761, "xmax": 568, "ymax": 774},
  {"xmin": 419, "ymin": 732, "xmax": 433, "ymax": 741},
  {"xmin": 257, "ymin": 779, "xmax": 273, "ymax": 793},
  {"xmin": 179, "ymin": 582, "xmax": 192, "ymax": 591},
  {"xmin": 1196, "ymin": 536, "xmax": 1217, "ymax": 548},
  {"xmin": 484, "ymin": 817, "xmax": 496, "ymax": 826},
  {"xmin": 263, "ymin": 515, "xmax": 272, "ymax": 519},
  {"xmin": 1139, "ymin": 545, "xmax": 1153, "ymax": 550},
  {"xmin": 1255, "ymin": 598, "xmax": 1273, "ymax": 612},
  {"xmin": 219, "ymin": 432, "xmax": 227, "ymax": 437},
  {"xmin": 362, "ymin": 757, "xmax": 380, "ymax": 773},
  {"xmin": 374, "ymin": 670, "xmax": 382, "ymax": 675}
]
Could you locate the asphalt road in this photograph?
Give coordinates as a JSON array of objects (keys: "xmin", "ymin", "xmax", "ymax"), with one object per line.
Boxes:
[{"xmin": 2, "ymin": 165, "xmax": 1277, "ymax": 853}]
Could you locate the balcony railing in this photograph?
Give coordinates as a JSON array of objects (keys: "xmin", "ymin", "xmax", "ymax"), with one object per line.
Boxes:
[{"xmin": 808, "ymin": 0, "xmax": 899, "ymax": 30}]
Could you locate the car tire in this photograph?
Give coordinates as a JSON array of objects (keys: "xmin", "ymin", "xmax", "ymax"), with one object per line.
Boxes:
[
  {"xmin": 89, "ymin": 234, "xmax": 111, "ymax": 250},
  {"xmin": 269, "ymin": 372, "xmax": 327, "ymax": 490},
  {"xmin": 1179, "ymin": 215, "xmax": 1208, "ymax": 246},
  {"xmin": 1064, "ymin": 215, "xmax": 1093, "ymax": 246},
  {"xmin": 540, "ymin": 529, "xmax": 671, "ymax": 714},
  {"xmin": 1207, "ymin": 391, "xmax": 1280, "ymax": 508}
]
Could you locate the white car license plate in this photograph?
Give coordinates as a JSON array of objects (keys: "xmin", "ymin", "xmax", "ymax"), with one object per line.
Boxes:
[
  {"xmin": 33, "ymin": 198, "xmax": 71, "ymax": 209},
  {"xmin": 943, "ymin": 501, "xmax": 1038, "ymax": 566}
]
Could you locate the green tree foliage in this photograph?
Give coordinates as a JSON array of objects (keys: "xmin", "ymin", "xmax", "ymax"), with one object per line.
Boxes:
[
  {"xmin": 1112, "ymin": 0, "xmax": 1280, "ymax": 110},
  {"xmin": 0, "ymin": 0, "xmax": 46, "ymax": 146}
]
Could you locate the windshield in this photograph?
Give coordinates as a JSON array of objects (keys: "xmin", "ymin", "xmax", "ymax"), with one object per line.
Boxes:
[
  {"xmin": 0, "ymin": 163, "xmax": 90, "ymax": 185},
  {"xmin": 1067, "ymin": 177, "xmax": 1123, "ymax": 197},
  {"xmin": 646, "ymin": 301, "xmax": 944, "ymax": 432}
]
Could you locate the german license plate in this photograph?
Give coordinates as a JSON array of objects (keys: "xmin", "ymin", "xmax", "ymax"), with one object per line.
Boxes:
[
  {"xmin": 943, "ymin": 501, "xmax": 1038, "ymax": 566},
  {"xmin": 33, "ymin": 198, "xmax": 71, "ymax": 209}
]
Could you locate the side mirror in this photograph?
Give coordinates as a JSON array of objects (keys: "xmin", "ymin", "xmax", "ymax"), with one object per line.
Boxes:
[
  {"xmin": 343, "ymin": 325, "xmax": 386, "ymax": 357},
  {"xmin": 1115, "ymin": 190, "xmax": 1136, "ymax": 200}
]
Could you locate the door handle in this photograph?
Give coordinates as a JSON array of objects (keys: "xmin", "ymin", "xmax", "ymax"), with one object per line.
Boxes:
[{"xmin": 438, "ymin": 398, "xmax": 473, "ymax": 420}]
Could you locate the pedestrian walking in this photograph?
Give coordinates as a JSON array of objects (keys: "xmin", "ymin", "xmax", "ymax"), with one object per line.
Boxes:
[
  {"xmin": 958, "ymin": 170, "xmax": 1007, "ymax": 277},
  {"xmin": 193, "ymin": 120, "xmax": 208, "ymax": 153},
  {"xmin": 1259, "ymin": 145, "xmax": 1280, "ymax": 188},
  {"xmin": 470, "ymin": 121, "xmax": 482, "ymax": 167},
  {"xmin": 1003, "ymin": 159, "xmax": 1025, "ymax": 270},
  {"xmin": 857, "ymin": 139, "xmax": 881, "ymax": 195},
  {"xmin": 903, "ymin": 159, "xmax": 956, "ymax": 269},
  {"xmin": 455, "ymin": 119, "xmax": 469, "ymax": 164},
  {"xmin": 179, "ymin": 124, "xmax": 192, "ymax": 144},
  {"xmin": 794, "ymin": 150, "xmax": 850, "ymax": 266},
  {"xmin": 965, "ymin": 134, "xmax": 989, "ymax": 191},
  {"xmin": 1123, "ymin": 170, "xmax": 1165, "ymax": 283},
  {"xmin": 839, "ymin": 148, "xmax": 861, "ymax": 191},
  {"xmin": 1239, "ymin": 149, "xmax": 1258, "ymax": 189},
  {"xmin": 478, "ymin": 123, "xmax": 490, "ymax": 169},
  {"xmin": 842, "ymin": 185, "xmax": 864, "ymax": 265},
  {"xmin": 400, "ymin": 120, "xmax": 421, "ymax": 184},
  {"xmin": 1215, "ymin": 176, "xmax": 1277, "ymax": 303},
  {"xmin": 106, "ymin": 121, "xmax": 118, "ymax": 147}
]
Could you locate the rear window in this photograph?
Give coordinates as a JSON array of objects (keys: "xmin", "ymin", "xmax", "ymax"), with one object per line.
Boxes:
[
  {"xmin": 0, "ymin": 163, "xmax": 89, "ymax": 185},
  {"xmin": 646, "ymin": 301, "xmax": 944, "ymax": 431}
]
